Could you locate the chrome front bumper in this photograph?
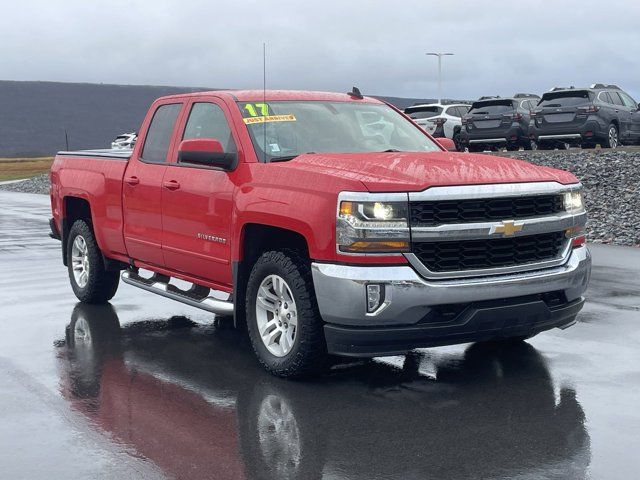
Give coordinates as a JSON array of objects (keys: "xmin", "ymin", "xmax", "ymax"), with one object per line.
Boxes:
[{"xmin": 312, "ymin": 246, "xmax": 591, "ymax": 327}]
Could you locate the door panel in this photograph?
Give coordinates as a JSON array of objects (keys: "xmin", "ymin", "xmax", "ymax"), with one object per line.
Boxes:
[
  {"xmin": 161, "ymin": 167, "xmax": 234, "ymax": 284},
  {"xmin": 122, "ymin": 161, "xmax": 167, "ymax": 266},
  {"xmin": 123, "ymin": 102, "xmax": 183, "ymax": 267},
  {"xmin": 161, "ymin": 100, "xmax": 238, "ymax": 286}
]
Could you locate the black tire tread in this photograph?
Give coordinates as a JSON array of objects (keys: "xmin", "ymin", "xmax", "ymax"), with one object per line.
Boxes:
[
  {"xmin": 67, "ymin": 220, "xmax": 119, "ymax": 304},
  {"xmin": 245, "ymin": 249, "xmax": 327, "ymax": 378}
]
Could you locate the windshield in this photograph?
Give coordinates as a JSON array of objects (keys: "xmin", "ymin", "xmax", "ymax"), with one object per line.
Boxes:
[
  {"xmin": 238, "ymin": 101, "xmax": 441, "ymax": 162},
  {"xmin": 404, "ymin": 106, "xmax": 442, "ymax": 119},
  {"xmin": 469, "ymin": 100, "xmax": 515, "ymax": 115},
  {"xmin": 539, "ymin": 91, "xmax": 592, "ymax": 107}
]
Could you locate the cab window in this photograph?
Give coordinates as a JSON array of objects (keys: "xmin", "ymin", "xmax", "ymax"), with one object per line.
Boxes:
[{"xmin": 183, "ymin": 102, "xmax": 237, "ymax": 153}]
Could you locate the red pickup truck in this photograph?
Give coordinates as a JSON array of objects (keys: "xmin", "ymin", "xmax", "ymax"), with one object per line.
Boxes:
[{"xmin": 50, "ymin": 89, "xmax": 591, "ymax": 377}]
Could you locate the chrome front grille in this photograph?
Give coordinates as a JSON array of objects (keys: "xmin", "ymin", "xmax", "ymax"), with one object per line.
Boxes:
[{"xmin": 405, "ymin": 182, "xmax": 585, "ymax": 280}]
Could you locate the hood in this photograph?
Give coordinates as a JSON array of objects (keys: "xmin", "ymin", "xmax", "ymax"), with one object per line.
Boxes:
[{"xmin": 285, "ymin": 152, "xmax": 578, "ymax": 192}]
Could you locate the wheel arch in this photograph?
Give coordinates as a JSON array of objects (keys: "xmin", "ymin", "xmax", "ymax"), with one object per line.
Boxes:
[
  {"xmin": 233, "ymin": 223, "xmax": 311, "ymax": 330},
  {"xmin": 61, "ymin": 196, "xmax": 93, "ymax": 266}
]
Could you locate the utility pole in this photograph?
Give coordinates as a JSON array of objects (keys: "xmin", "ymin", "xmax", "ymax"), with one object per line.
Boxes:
[{"xmin": 426, "ymin": 52, "xmax": 453, "ymax": 103}]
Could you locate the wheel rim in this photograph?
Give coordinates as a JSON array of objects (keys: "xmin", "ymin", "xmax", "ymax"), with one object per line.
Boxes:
[
  {"xmin": 73, "ymin": 316, "xmax": 92, "ymax": 345},
  {"xmin": 71, "ymin": 235, "xmax": 90, "ymax": 288},
  {"xmin": 257, "ymin": 394, "xmax": 301, "ymax": 477},
  {"xmin": 255, "ymin": 275, "xmax": 298, "ymax": 357},
  {"xmin": 609, "ymin": 126, "xmax": 618, "ymax": 148}
]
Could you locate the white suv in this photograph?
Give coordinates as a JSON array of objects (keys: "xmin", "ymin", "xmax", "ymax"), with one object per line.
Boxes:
[{"xmin": 404, "ymin": 103, "xmax": 470, "ymax": 140}]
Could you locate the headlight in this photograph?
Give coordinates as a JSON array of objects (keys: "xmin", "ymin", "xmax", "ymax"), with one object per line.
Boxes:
[
  {"xmin": 563, "ymin": 190, "xmax": 584, "ymax": 213},
  {"xmin": 337, "ymin": 199, "xmax": 409, "ymax": 254}
]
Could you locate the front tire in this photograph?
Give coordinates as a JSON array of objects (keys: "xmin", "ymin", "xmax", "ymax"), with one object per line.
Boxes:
[
  {"xmin": 246, "ymin": 250, "xmax": 327, "ymax": 378},
  {"xmin": 67, "ymin": 220, "xmax": 119, "ymax": 304}
]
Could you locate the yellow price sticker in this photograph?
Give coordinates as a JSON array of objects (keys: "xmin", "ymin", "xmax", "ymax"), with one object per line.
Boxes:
[{"xmin": 243, "ymin": 114, "xmax": 297, "ymax": 124}]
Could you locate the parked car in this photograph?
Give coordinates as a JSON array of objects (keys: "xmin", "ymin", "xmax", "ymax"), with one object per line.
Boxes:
[
  {"xmin": 49, "ymin": 89, "xmax": 590, "ymax": 378},
  {"xmin": 404, "ymin": 103, "xmax": 470, "ymax": 142},
  {"xmin": 529, "ymin": 84, "xmax": 640, "ymax": 149},
  {"xmin": 111, "ymin": 131, "xmax": 137, "ymax": 149},
  {"xmin": 459, "ymin": 94, "xmax": 540, "ymax": 151}
]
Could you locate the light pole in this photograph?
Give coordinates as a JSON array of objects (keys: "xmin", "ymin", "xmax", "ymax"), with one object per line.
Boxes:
[{"xmin": 426, "ymin": 52, "xmax": 453, "ymax": 103}]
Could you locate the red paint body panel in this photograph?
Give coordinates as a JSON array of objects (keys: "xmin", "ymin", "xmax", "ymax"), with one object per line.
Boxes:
[{"xmin": 50, "ymin": 89, "xmax": 580, "ymax": 289}]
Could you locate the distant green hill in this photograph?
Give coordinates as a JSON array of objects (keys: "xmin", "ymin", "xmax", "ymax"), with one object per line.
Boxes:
[{"xmin": 0, "ymin": 80, "xmax": 445, "ymax": 157}]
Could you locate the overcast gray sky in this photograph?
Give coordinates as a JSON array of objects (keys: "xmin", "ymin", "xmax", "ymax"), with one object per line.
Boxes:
[{"xmin": 2, "ymin": 0, "xmax": 639, "ymax": 99}]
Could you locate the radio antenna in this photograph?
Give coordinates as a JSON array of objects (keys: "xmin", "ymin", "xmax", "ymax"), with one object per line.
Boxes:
[{"xmin": 263, "ymin": 42, "xmax": 267, "ymax": 163}]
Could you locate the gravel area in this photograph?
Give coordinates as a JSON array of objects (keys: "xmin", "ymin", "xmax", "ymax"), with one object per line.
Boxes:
[
  {"xmin": 506, "ymin": 149, "xmax": 640, "ymax": 247},
  {"xmin": 0, "ymin": 174, "xmax": 49, "ymax": 194},
  {"xmin": 2, "ymin": 150, "xmax": 638, "ymax": 246}
]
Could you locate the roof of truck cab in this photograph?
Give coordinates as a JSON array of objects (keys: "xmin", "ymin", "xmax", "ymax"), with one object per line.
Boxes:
[{"xmin": 157, "ymin": 89, "xmax": 384, "ymax": 103}]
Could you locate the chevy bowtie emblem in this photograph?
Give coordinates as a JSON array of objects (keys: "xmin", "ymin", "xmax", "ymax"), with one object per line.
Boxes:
[{"xmin": 491, "ymin": 220, "xmax": 524, "ymax": 236}]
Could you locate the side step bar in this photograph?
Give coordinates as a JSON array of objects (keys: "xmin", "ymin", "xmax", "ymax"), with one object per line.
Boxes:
[{"xmin": 121, "ymin": 270, "xmax": 234, "ymax": 315}]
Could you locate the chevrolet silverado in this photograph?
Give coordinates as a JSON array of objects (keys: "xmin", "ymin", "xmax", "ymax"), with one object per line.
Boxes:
[{"xmin": 50, "ymin": 89, "xmax": 591, "ymax": 377}]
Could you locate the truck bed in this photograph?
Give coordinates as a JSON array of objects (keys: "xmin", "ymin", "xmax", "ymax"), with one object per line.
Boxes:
[{"xmin": 50, "ymin": 148, "xmax": 132, "ymax": 260}]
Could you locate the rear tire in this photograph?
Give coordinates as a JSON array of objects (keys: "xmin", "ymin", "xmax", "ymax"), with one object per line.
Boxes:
[
  {"xmin": 453, "ymin": 133, "xmax": 464, "ymax": 152},
  {"xmin": 246, "ymin": 250, "xmax": 328, "ymax": 378},
  {"xmin": 603, "ymin": 123, "xmax": 619, "ymax": 149},
  {"xmin": 67, "ymin": 220, "xmax": 119, "ymax": 304}
]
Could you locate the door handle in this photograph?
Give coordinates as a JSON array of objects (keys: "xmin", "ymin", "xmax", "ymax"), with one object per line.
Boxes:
[
  {"xmin": 125, "ymin": 176, "xmax": 139, "ymax": 186},
  {"xmin": 163, "ymin": 180, "xmax": 181, "ymax": 190}
]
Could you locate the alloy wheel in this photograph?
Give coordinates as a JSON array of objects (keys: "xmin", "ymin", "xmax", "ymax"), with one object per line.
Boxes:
[
  {"xmin": 71, "ymin": 235, "xmax": 90, "ymax": 288},
  {"xmin": 609, "ymin": 126, "xmax": 618, "ymax": 149},
  {"xmin": 255, "ymin": 275, "xmax": 298, "ymax": 357}
]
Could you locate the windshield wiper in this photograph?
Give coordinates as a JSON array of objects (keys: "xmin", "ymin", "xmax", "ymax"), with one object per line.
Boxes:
[
  {"xmin": 380, "ymin": 149, "xmax": 401, "ymax": 152},
  {"xmin": 269, "ymin": 152, "xmax": 316, "ymax": 163}
]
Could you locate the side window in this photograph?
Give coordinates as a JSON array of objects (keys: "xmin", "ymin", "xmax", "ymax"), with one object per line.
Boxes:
[
  {"xmin": 183, "ymin": 102, "xmax": 237, "ymax": 153},
  {"xmin": 599, "ymin": 92, "xmax": 613, "ymax": 104},
  {"xmin": 619, "ymin": 92, "xmax": 638, "ymax": 108},
  {"xmin": 610, "ymin": 92, "xmax": 625, "ymax": 106},
  {"xmin": 141, "ymin": 103, "xmax": 182, "ymax": 164},
  {"xmin": 445, "ymin": 106, "xmax": 457, "ymax": 117}
]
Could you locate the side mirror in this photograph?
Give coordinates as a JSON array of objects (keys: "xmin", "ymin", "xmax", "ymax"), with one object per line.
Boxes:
[
  {"xmin": 436, "ymin": 137, "xmax": 457, "ymax": 152},
  {"xmin": 178, "ymin": 139, "xmax": 237, "ymax": 170}
]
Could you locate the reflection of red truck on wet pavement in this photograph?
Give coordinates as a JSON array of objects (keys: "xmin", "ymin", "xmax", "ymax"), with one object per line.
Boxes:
[
  {"xmin": 50, "ymin": 89, "xmax": 591, "ymax": 377},
  {"xmin": 59, "ymin": 303, "xmax": 590, "ymax": 480}
]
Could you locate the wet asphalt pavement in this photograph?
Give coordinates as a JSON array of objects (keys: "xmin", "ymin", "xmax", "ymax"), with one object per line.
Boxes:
[{"xmin": 0, "ymin": 191, "xmax": 639, "ymax": 480}]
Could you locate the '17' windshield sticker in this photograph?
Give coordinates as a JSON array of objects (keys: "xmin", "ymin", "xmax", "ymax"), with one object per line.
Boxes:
[{"xmin": 243, "ymin": 114, "xmax": 296, "ymax": 124}]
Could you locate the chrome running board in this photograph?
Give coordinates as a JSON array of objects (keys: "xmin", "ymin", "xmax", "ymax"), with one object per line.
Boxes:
[{"xmin": 121, "ymin": 270, "xmax": 234, "ymax": 315}]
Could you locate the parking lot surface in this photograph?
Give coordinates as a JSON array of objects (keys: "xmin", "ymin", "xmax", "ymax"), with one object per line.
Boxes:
[{"xmin": 0, "ymin": 190, "xmax": 639, "ymax": 480}]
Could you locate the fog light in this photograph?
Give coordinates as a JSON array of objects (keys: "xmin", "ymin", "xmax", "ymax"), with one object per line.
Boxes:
[{"xmin": 366, "ymin": 284, "xmax": 384, "ymax": 313}]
